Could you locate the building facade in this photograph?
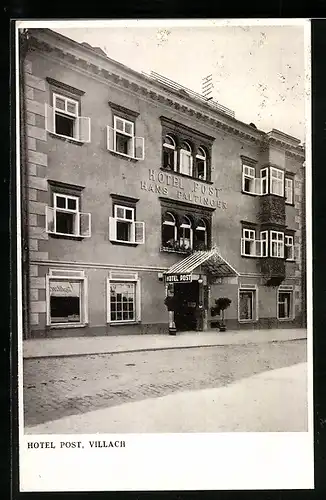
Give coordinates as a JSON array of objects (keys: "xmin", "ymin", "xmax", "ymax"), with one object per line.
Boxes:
[{"xmin": 20, "ymin": 28, "xmax": 306, "ymax": 339}]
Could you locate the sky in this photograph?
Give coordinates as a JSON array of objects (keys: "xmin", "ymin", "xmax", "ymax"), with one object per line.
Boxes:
[{"xmin": 51, "ymin": 21, "xmax": 307, "ymax": 142}]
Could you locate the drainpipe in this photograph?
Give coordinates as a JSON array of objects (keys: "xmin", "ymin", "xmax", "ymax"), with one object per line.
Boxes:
[{"xmin": 19, "ymin": 29, "xmax": 30, "ymax": 340}]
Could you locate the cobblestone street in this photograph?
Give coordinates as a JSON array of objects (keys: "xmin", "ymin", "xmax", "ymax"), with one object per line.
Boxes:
[{"xmin": 23, "ymin": 339, "xmax": 306, "ymax": 427}]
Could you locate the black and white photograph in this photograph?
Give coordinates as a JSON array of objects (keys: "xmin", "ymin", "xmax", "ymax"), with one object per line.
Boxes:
[{"xmin": 16, "ymin": 19, "xmax": 313, "ymax": 491}]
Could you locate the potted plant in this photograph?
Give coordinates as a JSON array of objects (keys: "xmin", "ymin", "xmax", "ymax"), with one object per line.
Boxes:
[{"xmin": 211, "ymin": 297, "xmax": 232, "ymax": 332}]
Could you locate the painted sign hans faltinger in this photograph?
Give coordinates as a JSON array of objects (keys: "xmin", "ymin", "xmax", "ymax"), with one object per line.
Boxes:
[{"xmin": 140, "ymin": 169, "xmax": 228, "ymax": 209}]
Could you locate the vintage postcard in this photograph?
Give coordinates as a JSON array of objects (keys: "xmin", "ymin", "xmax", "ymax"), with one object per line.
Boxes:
[{"xmin": 16, "ymin": 18, "xmax": 314, "ymax": 491}]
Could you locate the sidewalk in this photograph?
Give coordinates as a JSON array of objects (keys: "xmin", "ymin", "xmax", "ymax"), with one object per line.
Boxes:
[
  {"xmin": 23, "ymin": 328, "xmax": 307, "ymax": 359},
  {"xmin": 25, "ymin": 362, "xmax": 308, "ymax": 433}
]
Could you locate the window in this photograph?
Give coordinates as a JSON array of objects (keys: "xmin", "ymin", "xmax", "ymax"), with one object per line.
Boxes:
[
  {"xmin": 260, "ymin": 231, "xmax": 268, "ymax": 257},
  {"xmin": 45, "ymin": 191, "xmax": 91, "ymax": 238},
  {"xmin": 285, "ymin": 178, "xmax": 293, "ymax": 204},
  {"xmin": 162, "ymin": 212, "xmax": 177, "ymax": 249},
  {"xmin": 107, "ymin": 116, "xmax": 144, "ymax": 160},
  {"xmin": 239, "ymin": 287, "xmax": 257, "ymax": 322},
  {"xmin": 260, "ymin": 168, "xmax": 268, "ymax": 195},
  {"xmin": 179, "ymin": 216, "xmax": 193, "ymax": 250},
  {"xmin": 277, "ymin": 287, "xmax": 293, "ymax": 320},
  {"xmin": 46, "ymin": 269, "xmax": 88, "ymax": 327},
  {"xmin": 285, "ymin": 235, "xmax": 294, "ymax": 260},
  {"xmin": 163, "ymin": 135, "xmax": 177, "ymax": 170},
  {"xmin": 195, "ymin": 147, "xmax": 207, "ymax": 180},
  {"xmin": 107, "ymin": 271, "xmax": 140, "ymax": 323},
  {"xmin": 109, "ymin": 203, "xmax": 145, "ymax": 244},
  {"xmin": 180, "ymin": 142, "xmax": 193, "ymax": 176},
  {"xmin": 270, "ymin": 167, "xmax": 284, "ymax": 196},
  {"xmin": 45, "ymin": 93, "xmax": 91, "ymax": 142},
  {"xmin": 241, "ymin": 229, "xmax": 259, "ymax": 256},
  {"xmin": 160, "ymin": 116, "xmax": 213, "ymax": 181},
  {"xmin": 242, "ymin": 165, "xmax": 256, "ymax": 194},
  {"xmin": 270, "ymin": 231, "xmax": 284, "ymax": 258},
  {"xmin": 194, "ymin": 219, "xmax": 207, "ymax": 250}
]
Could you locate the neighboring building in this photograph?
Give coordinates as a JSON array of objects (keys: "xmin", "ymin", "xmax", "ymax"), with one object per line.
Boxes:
[{"xmin": 19, "ymin": 28, "xmax": 306, "ymax": 339}]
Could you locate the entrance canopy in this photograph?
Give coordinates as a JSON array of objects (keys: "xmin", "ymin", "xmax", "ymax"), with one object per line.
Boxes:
[{"xmin": 165, "ymin": 249, "xmax": 239, "ymax": 277}]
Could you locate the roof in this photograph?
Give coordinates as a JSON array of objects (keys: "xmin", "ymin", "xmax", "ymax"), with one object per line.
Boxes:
[{"xmin": 165, "ymin": 249, "xmax": 239, "ymax": 277}]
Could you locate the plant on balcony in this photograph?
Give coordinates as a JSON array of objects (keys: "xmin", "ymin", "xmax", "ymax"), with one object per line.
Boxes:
[{"xmin": 211, "ymin": 297, "xmax": 232, "ymax": 332}]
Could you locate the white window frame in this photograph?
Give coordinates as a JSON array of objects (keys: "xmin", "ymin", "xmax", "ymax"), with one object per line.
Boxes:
[
  {"xmin": 270, "ymin": 167, "xmax": 284, "ymax": 197},
  {"xmin": 45, "ymin": 93, "xmax": 91, "ymax": 143},
  {"xmin": 285, "ymin": 235, "xmax": 295, "ymax": 261},
  {"xmin": 196, "ymin": 147, "xmax": 207, "ymax": 181},
  {"xmin": 285, "ymin": 178, "xmax": 294, "ymax": 204},
  {"xmin": 260, "ymin": 168, "xmax": 269, "ymax": 195},
  {"xmin": 270, "ymin": 231, "xmax": 284, "ymax": 258},
  {"xmin": 238, "ymin": 285, "xmax": 258, "ymax": 323},
  {"xmin": 46, "ymin": 269, "xmax": 88, "ymax": 327},
  {"xmin": 163, "ymin": 135, "xmax": 177, "ymax": 171},
  {"xmin": 45, "ymin": 192, "xmax": 91, "ymax": 238},
  {"xmin": 109, "ymin": 205, "xmax": 145, "ymax": 245},
  {"xmin": 107, "ymin": 271, "xmax": 141, "ymax": 324},
  {"xmin": 277, "ymin": 286, "xmax": 294, "ymax": 321},
  {"xmin": 107, "ymin": 116, "xmax": 145, "ymax": 160},
  {"xmin": 242, "ymin": 165, "xmax": 256, "ymax": 194},
  {"xmin": 260, "ymin": 230, "xmax": 268, "ymax": 257},
  {"xmin": 241, "ymin": 229, "xmax": 260, "ymax": 257},
  {"xmin": 179, "ymin": 141, "xmax": 193, "ymax": 176}
]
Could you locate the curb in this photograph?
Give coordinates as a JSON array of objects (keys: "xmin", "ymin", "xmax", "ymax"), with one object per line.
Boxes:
[{"xmin": 23, "ymin": 336, "xmax": 307, "ymax": 361}]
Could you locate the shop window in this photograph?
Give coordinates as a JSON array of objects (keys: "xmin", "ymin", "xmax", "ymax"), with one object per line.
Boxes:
[
  {"xmin": 270, "ymin": 167, "xmax": 284, "ymax": 197},
  {"xmin": 285, "ymin": 177, "xmax": 294, "ymax": 204},
  {"xmin": 107, "ymin": 271, "xmax": 140, "ymax": 323},
  {"xmin": 45, "ymin": 188, "xmax": 91, "ymax": 238},
  {"xmin": 285, "ymin": 235, "xmax": 295, "ymax": 260},
  {"xmin": 45, "ymin": 93, "xmax": 91, "ymax": 143},
  {"xmin": 109, "ymin": 204, "xmax": 145, "ymax": 244},
  {"xmin": 194, "ymin": 219, "xmax": 207, "ymax": 250},
  {"xmin": 107, "ymin": 115, "xmax": 144, "ymax": 160},
  {"xmin": 46, "ymin": 269, "xmax": 88, "ymax": 327},
  {"xmin": 180, "ymin": 141, "xmax": 193, "ymax": 176},
  {"xmin": 239, "ymin": 287, "xmax": 257, "ymax": 322},
  {"xmin": 163, "ymin": 135, "xmax": 177, "ymax": 170},
  {"xmin": 270, "ymin": 231, "xmax": 284, "ymax": 258},
  {"xmin": 277, "ymin": 287, "xmax": 293, "ymax": 320}
]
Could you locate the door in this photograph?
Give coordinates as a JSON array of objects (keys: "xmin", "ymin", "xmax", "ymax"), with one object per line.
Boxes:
[{"xmin": 174, "ymin": 281, "xmax": 199, "ymax": 331}]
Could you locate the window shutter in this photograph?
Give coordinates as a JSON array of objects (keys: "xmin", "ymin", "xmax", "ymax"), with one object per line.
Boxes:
[
  {"xmin": 134, "ymin": 221, "xmax": 145, "ymax": 244},
  {"xmin": 136, "ymin": 280, "xmax": 141, "ymax": 321},
  {"xmin": 45, "ymin": 206, "xmax": 55, "ymax": 233},
  {"xmin": 255, "ymin": 240, "xmax": 261, "ymax": 257},
  {"xmin": 254, "ymin": 177, "xmax": 261, "ymax": 195},
  {"xmin": 45, "ymin": 104, "xmax": 54, "ymax": 134},
  {"xmin": 109, "ymin": 216, "xmax": 117, "ymax": 241},
  {"xmin": 77, "ymin": 116, "xmax": 91, "ymax": 142},
  {"xmin": 107, "ymin": 126, "xmax": 115, "ymax": 152},
  {"xmin": 79, "ymin": 212, "xmax": 91, "ymax": 237},
  {"xmin": 134, "ymin": 137, "xmax": 145, "ymax": 160}
]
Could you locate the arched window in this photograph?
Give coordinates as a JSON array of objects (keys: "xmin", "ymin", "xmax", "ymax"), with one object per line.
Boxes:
[
  {"xmin": 196, "ymin": 147, "xmax": 207, "ymax": 180},
  {"xmin": 179, "ymin": 215, "xmax": 192, "ymax": 250},
  {"xmin": 162, "ymin": 211, "xmax": 177, "ymax": 248},
  {"xmin": 180, "ymin": 141, "xmax": 193, "ymax": 176},
  {"xmin": 194, "ymin": 219, "xmax": 207, "ymax": 250},
  {"xmin": 163, "ymin": 134, "xmax": 177, "ymax": 171}
]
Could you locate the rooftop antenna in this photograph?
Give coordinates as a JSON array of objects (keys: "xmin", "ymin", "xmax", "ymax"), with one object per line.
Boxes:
[{"xmin": 202, "ymin": 74, "xmax": 214, "ymax": 101}]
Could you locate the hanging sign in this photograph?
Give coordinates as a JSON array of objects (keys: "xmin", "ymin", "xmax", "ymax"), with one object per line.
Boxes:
[{"xmin": 165, "ymin": 274, "xmax": 192, "ymax": 283}]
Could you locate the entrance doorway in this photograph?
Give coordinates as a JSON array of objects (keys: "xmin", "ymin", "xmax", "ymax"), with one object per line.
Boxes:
[{"xmin": 174, "ymin": 281, "xmax": 199, "ymax": 331}]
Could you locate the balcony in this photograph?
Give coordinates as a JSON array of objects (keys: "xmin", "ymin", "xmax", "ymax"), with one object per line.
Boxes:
[{"xmin": 258, "ymin": 194, "xmax": 286, "ymax": 226}]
